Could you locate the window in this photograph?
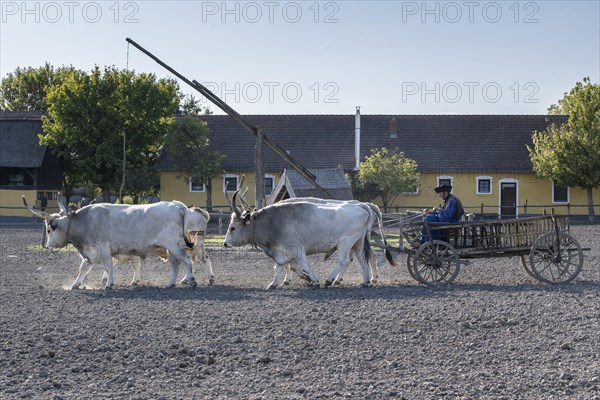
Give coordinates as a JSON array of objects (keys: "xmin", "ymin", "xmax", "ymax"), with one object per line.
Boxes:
[
  {"xmin": 552, "ymin": 182, "xmax": 569, "ymax": 203},
  {"xmin": 401, "ymin": 176, "xmax": 420, "ymax": 194},
  {"xmin": 9, "ymin": 174, "xmax": 24, "ymax": 186},
  {"xmin": 264, "ymin": 175, "xmax": 274, "ymax": 195},
  {"xmin": 189, "ymin": 177, "xmax": 205, "ymax": 192},
  {"xmin": 476, "ymin": 176, "xmax": 493, "ymax": 194},
  {"xmin": 223, "ymin": 175, "xmax": 239, "ymax": 192}
]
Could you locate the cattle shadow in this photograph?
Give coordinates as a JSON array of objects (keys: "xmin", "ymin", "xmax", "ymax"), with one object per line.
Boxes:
[
  {"xmin": 75, "ymin": 284, "xmax": 264, "ymax": 302},
  {"xmin": 74, "ymin": 279, "xmax": 600, "ymax": 303}
]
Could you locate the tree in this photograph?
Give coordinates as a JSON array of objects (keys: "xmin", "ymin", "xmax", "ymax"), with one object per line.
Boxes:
[
  {"xmin": 40, "ymin": 66, "xmax": 180, "ymax": 202},
  {"xmin": 179, "ymin": 94, "xmax": 212, "ymax": 115},
  {"xmin": 356, "ymin": 147, "xmax": 420, "ymax": 212},
  {"xmin": 528, "ymin": 77, "xmax": 600, "ymax": 221},
  {"xmin": 163, "ymin": 116, "xmax": 225, "ymax": 210},
  {"xmin": 0, "ymin": 63, "xmax": 77, "ymax": 111}
]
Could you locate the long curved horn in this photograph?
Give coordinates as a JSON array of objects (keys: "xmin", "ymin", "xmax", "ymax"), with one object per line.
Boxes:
[
  {"xmin": 239, "ymin": 187, "xmax": 251, "ymax": 210},
  {"xmin": 231, "ymin": 190, "xmax": 242, "ymax": 218},
  {"xmin": 22, "ymin": 196, "xmax": 50, "ymax": 220},
  {"xmin": 57, "ymin": 194, "xmax": 68, "ymax": 215}
]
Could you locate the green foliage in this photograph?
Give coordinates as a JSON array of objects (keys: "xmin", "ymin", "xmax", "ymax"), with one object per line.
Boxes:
[
  {"xmin": 164, "ymin": 116, "xmax": 225, "ymax": 209},
  {"xmin": 0, "ymin": 63, "xmax": 77, "ymax": 111},
  {"xmin": 40, "ymin": 66, "xmax": 180, "ymax": 200},
  {"xmin": 528, "ymin": 77, "xmax": 600, "ymax": 218},
  {"xmin": 116, "ymin": 196, "xmax": 134, "ymax": 205},
  {"xmin": 356, "ymin": 147, "xmax": 420, "ymax": 211},
  {"xmin": 348, "ymin": 173, "xmax": 379, "ymax": 202},
  {"xmin": 179, "ymin": 94, "xmax": 212, "ymax": 115}
]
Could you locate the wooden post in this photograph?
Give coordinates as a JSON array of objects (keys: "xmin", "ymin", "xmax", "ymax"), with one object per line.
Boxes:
[
  {"xmin": 218, "ymin": 217, "xmax": 223, "ymax": 235},
  {"xmin": 255, "ymin": 126, "xmax": 265, "ymax": 210}
]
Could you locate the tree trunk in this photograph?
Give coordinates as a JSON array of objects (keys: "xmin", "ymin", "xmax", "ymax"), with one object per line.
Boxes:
[
  {"xmin": 206, "ymin": 182, "xmax": 213, "ymax": 211},
  {"xmin": 587, "ymin": 186, "xmax": 595, "ymax": 222},
  {"xmin": 62, "ymin": 179, "xmax": 73, "ymax": 209}
]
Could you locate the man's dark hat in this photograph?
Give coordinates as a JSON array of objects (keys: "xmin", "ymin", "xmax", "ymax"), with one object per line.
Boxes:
[{"xmin": 434, "ymin": 185, "xmax": 452, "ymax": 193}]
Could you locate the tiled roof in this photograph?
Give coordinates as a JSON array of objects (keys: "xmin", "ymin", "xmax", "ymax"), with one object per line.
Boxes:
[
  {"xmin": 155, "ymin": 114, "xmax": 567, "ymax": 173},
  {"xmin": 0, "ymin": 112, "xmax": 48, "ymax": 167}
]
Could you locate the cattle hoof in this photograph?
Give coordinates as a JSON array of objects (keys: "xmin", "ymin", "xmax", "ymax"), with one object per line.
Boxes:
[
  {"xmin": 166, "ymin": 283, "xmax": 175, "ymax": 289},
  {"xmin": 104, "ymin": 285, "xmax": 114, "ymax": 291},
  {"xmin": 360, "ymin": 283, "xmax": 370, "ymax": 288},
  {"xmin": 311, "ymin": 283, "xmax": 321, "ymax": 288},
  {"xmin": 324, "ymin": 280, "xmax": 333, "ymax": 287},
  {"xmin": 266, "ymin": 284, "xmax": 277, "ymax": 290},
  {"xmin": 282, "ymin": 281, "xmax": 290, "ymax": 286},
  {"xmin": 70, "ymin": 284, "xmax": 80, "ymax": 290},
  {"xmin": 208, "ymin": 277, "xmax": 215, "ymax": 286},
  {"xmin": 334, "ymin": 279, "xmax": 343, "ymax": 286}
]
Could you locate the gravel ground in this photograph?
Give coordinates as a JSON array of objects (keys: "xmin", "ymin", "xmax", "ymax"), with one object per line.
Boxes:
[{"xmin": 0, "ymin": 224, "xmax": 599, "ymax": 400}]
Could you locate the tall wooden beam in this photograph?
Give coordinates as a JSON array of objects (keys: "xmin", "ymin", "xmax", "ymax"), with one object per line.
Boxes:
[
  {"xmin": 255, "ymin": 126, "xmax": 265, "ymax": 209},
  {"xmin": 125, "ymin": 37, "xmax": 333, "ymax": 200}
]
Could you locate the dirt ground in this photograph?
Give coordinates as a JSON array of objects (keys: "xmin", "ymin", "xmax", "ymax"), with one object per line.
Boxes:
[{"xmin": 0, "ymin": 225, "xmax": 599, "ymax": 399}]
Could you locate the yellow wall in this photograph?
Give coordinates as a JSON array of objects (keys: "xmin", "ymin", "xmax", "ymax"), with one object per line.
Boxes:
[
  {"xmin": 385, "ymin": 172, "xmax": 600, "ymax": 216},
  {"xmin": 159, "ymin": 169, "xmax": 600, "ymax": 216},
  {"xmin": 0, "ymin": 189, "xmax": 61, "ymax": 217},
  {"xmin": 160, "ymin": 171, "xmax": 281, "ymax": 210}
]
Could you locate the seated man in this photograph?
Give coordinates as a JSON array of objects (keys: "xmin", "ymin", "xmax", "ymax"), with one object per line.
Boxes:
[{"xmin": 421, "ymin": 185, "xmax": 465, "ymax": 243}]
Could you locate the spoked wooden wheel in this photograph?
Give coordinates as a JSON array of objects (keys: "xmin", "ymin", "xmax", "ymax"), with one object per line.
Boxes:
[
  {"xmin": 529, "ymin": 231, "xmax": 584, "ymax": 284},
  {"xmin": 413, "ymin": 240, "xmax": 460, "ymax": 285},
  {"xmin": 519, "ymin": 255, "xmax": 539, "ymax": 279},
  {"xmin": 406, "ymin": 254, "xmax": 423, "ymax": 284}
]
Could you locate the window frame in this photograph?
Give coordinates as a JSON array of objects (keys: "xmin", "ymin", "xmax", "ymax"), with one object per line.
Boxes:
[
  {"xmin": 264, "ymin": 174, "xmax": 275, "ymax": 196},
  {"xmin": 476, "ymin": 176, "xmax": 493, "ymax": 195},
  {"xmin": 189, "ymin": 177, "xmax": 206, "ymax": 193},
  {"xmin": 552, "ymin": 181, "xmax": 569, "ymax": 204},
  {"xmin": 223, "ymin": 174, "xmax": 239, "ymax": 193}
]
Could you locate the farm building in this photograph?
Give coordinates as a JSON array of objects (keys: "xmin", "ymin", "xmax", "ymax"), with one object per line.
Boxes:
[
  {"xmin": 157, "ymin": 112, "xmax": 599, "ymax": 218},
  {"xmin": 0, "ymin": 112, "xmax": 62, "ymax": 221},
  {"xmin": 1, "ymin": 111, "xmax": 599, "ymax": 220}
]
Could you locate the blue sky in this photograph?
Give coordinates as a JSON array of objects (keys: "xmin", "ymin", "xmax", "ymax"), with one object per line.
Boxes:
[{"xmin": 1, "ymin": 0, "xmax": 599, "ymax": 115}]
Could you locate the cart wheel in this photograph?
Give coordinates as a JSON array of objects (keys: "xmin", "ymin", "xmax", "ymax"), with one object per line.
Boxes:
[
  {"xmin": 519, "ymin": 255, "xmax": 538, "ymax": 279},
  {"xmin": 406, "ymin": 254, "xmax": 424, "ymax": 284},
  {"xmin": 529, "ymin": 231, "xmax": 584, "ymax": 284},
  {"xmin": 413, "ymin": 240, "xmax": 460, "ymax": 285}
]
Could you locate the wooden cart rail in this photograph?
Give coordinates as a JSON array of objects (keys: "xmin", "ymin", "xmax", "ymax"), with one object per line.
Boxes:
[{"xmin": 432, "ymin": 215, "xmax": 568, "ymax": 257}]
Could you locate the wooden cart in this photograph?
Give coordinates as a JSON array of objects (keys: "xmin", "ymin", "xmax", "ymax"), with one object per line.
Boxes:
[{"xmin": 398, "ymin": 213, "xmax": 585, "ymax": 285}]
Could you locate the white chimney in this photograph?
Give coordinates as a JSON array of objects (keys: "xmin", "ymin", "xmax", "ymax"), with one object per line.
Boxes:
[{"xmin": 354, "ymin": 106, "xmax": 361, "ymax": 171}]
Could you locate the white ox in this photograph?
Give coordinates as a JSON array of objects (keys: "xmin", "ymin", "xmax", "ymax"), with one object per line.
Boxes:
[
  {"xmin": 274, "ymin": 197, "xmax": 394, "ymax": 286},
  {"xmin": 23, "ymin": 196, "xmax": 197, "ymax": 289},
  {"xmin": 223, "ymin": 191, "xmax": 389, "ymax": 289},
  {"xmin": 107, "ymin": 206, "xmax": 214, "ymax": 286}
]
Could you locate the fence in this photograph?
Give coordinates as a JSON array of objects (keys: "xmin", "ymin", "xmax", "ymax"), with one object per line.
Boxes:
[{"xmin": 2, "ymin": 201, "xmax": 599, "ymax": 230}]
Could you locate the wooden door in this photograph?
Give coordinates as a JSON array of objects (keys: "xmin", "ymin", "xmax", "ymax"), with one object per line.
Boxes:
[{"xmin": 500, "ymin": 182, "xmax": 517, "ymax": 218}]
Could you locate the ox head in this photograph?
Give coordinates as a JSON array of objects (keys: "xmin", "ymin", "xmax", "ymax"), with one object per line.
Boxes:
[
  {"xmin": 187, "ymin": 205, "xmax": 210, "ymax": 234},
  {"xmin": 22, "ymin": 195, "xmax": 72, "ymax": 249},
  {"xmin": 223, "ymin": 190, "xmax": 256, "ymax": 248}
]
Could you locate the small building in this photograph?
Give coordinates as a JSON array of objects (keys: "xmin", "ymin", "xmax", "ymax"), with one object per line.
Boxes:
[
  {"xmin": 267, "ymin": 167, "xmax": 353, "ymax": 205},
  {"xmin": 0, "ymin": 112, "xmax": 63, "ymax": 221}
]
